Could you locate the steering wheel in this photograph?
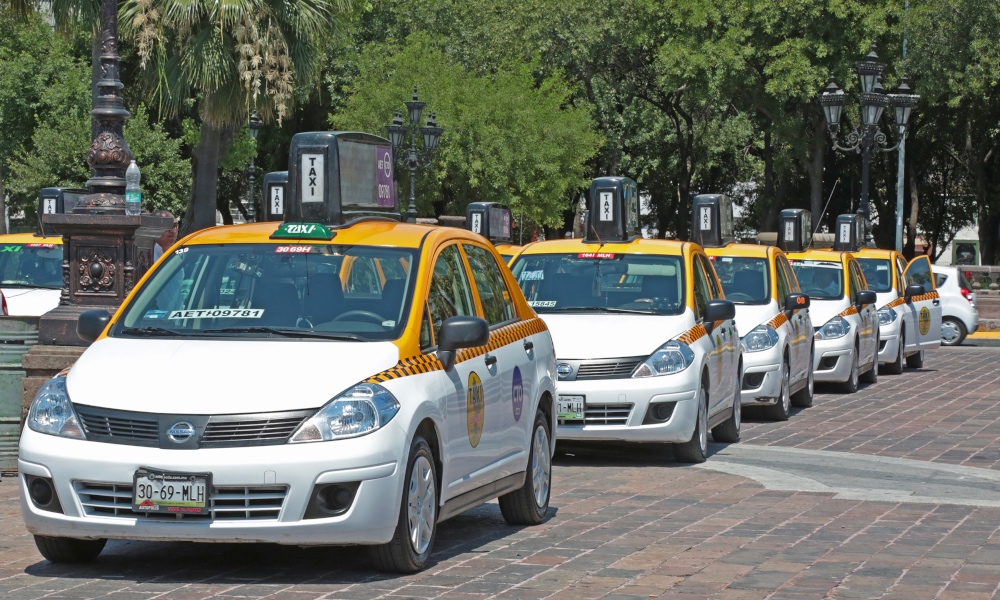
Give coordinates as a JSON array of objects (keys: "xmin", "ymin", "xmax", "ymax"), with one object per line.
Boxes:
[
  {"xmin": 726, "ymin": 292, "xmax": 755, "ymax": 302},
  {"xmin": 331, "ymin": 310, "xmax": 385, "ymax": 324}
]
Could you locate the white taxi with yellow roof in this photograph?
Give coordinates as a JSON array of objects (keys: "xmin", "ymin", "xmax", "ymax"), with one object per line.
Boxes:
[
  {"xmin": 703, "ymin": 207, "xmax": 814, "ymax": 420},
  {"xmin": 787, "ymin": 214, "xmax": 879, "ymax": 393},
  {"xmin": 0, "ymin": 232, "xmax": 63, "ymax": 316},
  {"xmin": 854, "ymin": 247, "xmax": 941, "ymax": 372},
  {"xmin": 509, "ymin": 179, "xmax": 741, "ymax": 464},
  {"xmin": 19, "ymin": 132, "xmax": 556, "ymax": 573}
]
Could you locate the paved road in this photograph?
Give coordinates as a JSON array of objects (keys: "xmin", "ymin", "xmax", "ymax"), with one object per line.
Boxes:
[{"xmin": 3, "ymin": 347, "xmax": 1000, "ymax": 599}]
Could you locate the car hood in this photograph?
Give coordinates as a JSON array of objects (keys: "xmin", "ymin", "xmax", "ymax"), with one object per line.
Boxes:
[
  {"xmin": 1, "ymin": 286, "xmax": 60, "ymax": 317},
  {"xmin": 733, "ymin": 302, "xmax": 779, "ymax": 337},
  {"xmin": 875, "ymin": 290, "xmax": 900, "ymax": 310},
  {"xmin": 540, "ymin": 312, "xmax": 696, "ymax": 359},
  {"xmin": 66, "ymin": 337, "xmax": 400, "ymax": 414},
  {"xmin": 809, "ymin": 298, "xmax": 852, "ymax": 328}
]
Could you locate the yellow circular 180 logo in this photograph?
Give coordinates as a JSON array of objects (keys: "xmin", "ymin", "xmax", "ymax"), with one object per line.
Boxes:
[
  {"xmin": 467, "ymin": 371, "xmax": 485, "ymax": 448},
  {"xmin": 918, "ymin": 307, "xmax": 931, "ymax": 335}
]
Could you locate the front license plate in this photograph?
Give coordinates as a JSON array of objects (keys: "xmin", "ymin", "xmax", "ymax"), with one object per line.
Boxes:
[
  {"xmin": 558, "ymin": 395, "xmax": 585, "ymax": 420},
  {"xmin": 132, "ymin": 468, "xmax": 211, "ymax": 515}
]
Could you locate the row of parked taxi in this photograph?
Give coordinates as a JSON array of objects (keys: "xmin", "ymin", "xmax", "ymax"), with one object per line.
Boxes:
[{"xmin": 17, "ymin": 131, "xmax": 940, "ymax": 573}]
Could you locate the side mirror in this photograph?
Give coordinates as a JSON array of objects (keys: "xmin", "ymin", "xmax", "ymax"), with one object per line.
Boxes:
[
  {"xmin": 704, "ymin": 299, "xmax": 735, "ymax": 333},
  {"xmin": 784, "ymin": 292, "xmax": 810, "ymax": 313},
  {"xmin": 437, "ymin": 316, "xmax": 490, "ymax": 371},
  {"xmin": 856, "ymin": 290, "xmax": 877, "ymax": 307},
  {"xmin": 904, "ymin": 284, "xmax": 925, "ymax": 302},
  {"xmin": 78, "ymin": 309, "xmax": 111, "ymax": 343}
]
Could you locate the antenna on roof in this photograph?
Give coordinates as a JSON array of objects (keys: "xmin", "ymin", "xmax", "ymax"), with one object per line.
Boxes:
[{"xmin": 811, "ymin": 178, "xmax": 841, "ymax": 248}]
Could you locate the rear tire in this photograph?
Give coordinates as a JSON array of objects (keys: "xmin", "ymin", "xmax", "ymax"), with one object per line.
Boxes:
[
  {"xmin": 839, "ymin": 346, "xmax": 859, "ymax": 394},
  {"xmin": 675, "ymin": 383, "xmax": 709, "ymax": 464},
  {"xmin": 906, "ymin": 350, "xmax": 924, "ymax": 369},
  {"xmin": 941, "ymin": 317, "xmax": 967, "ymax": 347},
  {"xmin": 884, "ymin": 332, "xmax": 904, "ymax": 375},
  {"xmin": 791, "ymin": 348, "xmax": 814, "ymax": 408},
  {"xmin": 499, "ymin": 411, "xmax": 551, "ymax": 525},
  {"xmin": 33, "ymin": 536, "xmax": 106, "ymax": 563},
  {"xmin": 860, "ymin": 334, "xmax": 878, "ymax": 384},
  {"xmin": 370, "ymin": 436, "xmax": 438, "ymax": 573},
  {"xmin": 763, "ymin": 360, "xmax": 791, "ymax": 421}
]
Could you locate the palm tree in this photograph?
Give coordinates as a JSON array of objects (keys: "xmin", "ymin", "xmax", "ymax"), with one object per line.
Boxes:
[{"xmin": 120, "ymin": 0, "xmax": 346, "ymax": 233}]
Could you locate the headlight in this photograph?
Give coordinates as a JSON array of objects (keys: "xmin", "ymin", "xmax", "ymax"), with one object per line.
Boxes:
[
  {"xmin": 289, "ymin": 383, "xmax": 400, "ymax": 443},
  {"xmin": 27, "ymin": 377, "xmax": 85, "ymax": 439},
  {"xmin": 877, "ymin": 307, "xmax": 898, "ymax": 325},
  {"xmin": 633, "ymin": 341, "xmax": 695, "ymax": 377},
  {"xmin": 741, "ymin": 326, "xmax": 779, "ymax": 353},
  {"xmin": 814, "ymin": 316, "xmax": 851, "ymax": 340}
]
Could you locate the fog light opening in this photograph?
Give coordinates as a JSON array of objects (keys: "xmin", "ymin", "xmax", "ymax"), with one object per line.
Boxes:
[
  {"xmin": 742, "ymin": 372, "xmax": 765, "ymax": 389},
  {"xmin": 26, "ymin": 476, "xmax": 62, "ymax": 513},
  {"xmin": 304, "ymin": 482, "xmax": 361, "ymax": 519},
  {"xmin": 642, "ymin": 401, "xmax": 676, "ymax": 425}
]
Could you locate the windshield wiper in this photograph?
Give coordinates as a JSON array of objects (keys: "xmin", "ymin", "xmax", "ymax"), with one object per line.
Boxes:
[
  {"xmin": 541, "ymin": 306, "xmax": 659, "ymax": 314},
  {"xmin": 120, "ymin": 327, "xmax": 187, "ymax": 337},
  {"xmin": 200, "ymin": 326, "xmax": 369, "ymax": 341}
]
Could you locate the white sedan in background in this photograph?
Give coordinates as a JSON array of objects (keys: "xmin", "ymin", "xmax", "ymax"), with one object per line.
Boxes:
[{"xmin": 933, "ymin": 265, "xmax": 979, "ymax": 346}]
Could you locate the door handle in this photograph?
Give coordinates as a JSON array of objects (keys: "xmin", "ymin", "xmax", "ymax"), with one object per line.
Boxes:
[
  {"xmin": 523, "ymin": 339, "xmax": 534, "ymax": 351},
  {"xmin": 484, "ymin": 353, "xmax": 498, "ymax": 367}
]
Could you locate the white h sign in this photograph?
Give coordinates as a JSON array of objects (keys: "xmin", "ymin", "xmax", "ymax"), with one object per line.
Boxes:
[{"xmin": 300, "ymin": 153, "xmax": 324, "ymax": 203}]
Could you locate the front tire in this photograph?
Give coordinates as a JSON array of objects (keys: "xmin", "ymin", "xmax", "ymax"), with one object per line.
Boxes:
[
  {"xmin": 860, "ymin": 333, "xmax": 878, "ymax": 384},
  {"xmin": 906, "ymin": 349, "xmax": 924, "ymax": 369},
  {"xmin": 941, "ymin": 317, "xmax": 967, "ymax": 346},
  {"xmin": 34, "ymin": 536, "xmax": 106, "ymax": 563},
  {"xmin": 499, "ymin": 411, "xmax": 551, "ymax": 525},
  {"xmin": 763, "ymin": 360, "xmax": 791, "ymax": 421},
  {"xmin": 840, "ymin": 346, "xmax": 859, "ymax": 394},
  {"xmin": 370, "ymin": 436, "xmax": 438, "ymax": 573},
  {"xmin": 675, "ymin": 383, "xmax": 709, "ymax": 464},
  {"xmin": 791, "ymin": 348, "xmax": 814, "ymax": 408},
  {"xmin": 712, "ymin": 367, "xmax": 742, "ymax": 443}
]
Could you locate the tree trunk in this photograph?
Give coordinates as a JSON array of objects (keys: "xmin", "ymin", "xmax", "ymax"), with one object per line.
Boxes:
[
  {"xmin": 182, "ymin": 121, "xmax": 237, "ymax": 235},
  {"xmin": 760, "ymin": 125, "xmax": 777, "ymax": 231},
  {"xmin": 0, "ymin": 162, "xmax": 8, "ymax": 234},
  {"xmin": 904, "ymin": 167, "xmax": 918, "ymax": 259}
]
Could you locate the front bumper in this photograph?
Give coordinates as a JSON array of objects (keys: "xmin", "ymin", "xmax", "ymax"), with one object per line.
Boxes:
[
  {"xmin": 740, "ymin": 346, "xmax": 782, "ymax": 406},
  {"xmin": 877, "ymin": 319, "xmax": 902, "ymax": 363},
  {"xmin": 18, "ymin": 423, "xmax": 405, "ymax": 545},
  {"xmin": 813, "ymin": 336, "xmax": 855, "ymax": 383},
  {"xmin": 555, "ymin": 367, "xmax": 699, "ymax": 443}
]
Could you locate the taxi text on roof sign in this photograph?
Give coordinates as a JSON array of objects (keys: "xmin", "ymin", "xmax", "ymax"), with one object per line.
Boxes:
[
  {"xmin": 833, "ymin": 213, "xmax": 865, "ymax": 253},
  {"xmin": 584, "ymin": 177, "xmax": 639, "ymax": 243},
  {"xmin": 689, "ymin": 194, "xmax": 734, "ymax": 248},
  {"xmin": 270, "ymin": 222, "xmax": 336, "ymax": 240},
  {"xmin": 466, "ymin": 202, "xmax": 513, "ymax": 244},
  {"xmin": 262, "ymin": 171, "xmax": 288, "ymax": 222},
  {"xmin": 284, "ymin": 132, "xmax": 398, "ymax": 227},
  {"xmin": 777, "ymin": 208, "xmax": 812, "ymax": 253}
]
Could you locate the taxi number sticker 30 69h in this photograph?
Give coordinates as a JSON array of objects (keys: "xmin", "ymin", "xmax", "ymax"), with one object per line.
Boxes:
[{"xmin": 168, "ymin": 309, "xmax": 264, "ymax": 319}]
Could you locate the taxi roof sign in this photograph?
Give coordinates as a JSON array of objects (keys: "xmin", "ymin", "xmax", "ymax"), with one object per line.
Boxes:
[
  {"xmin": 690, "ymin": 194, "xmax": 734, "ymax": 248},
  {"xmin": 285, "ymin": 132, "xmax": 398, "ymax": 226},
  {"xmin": 262, "ymin": 171, "xmax": 288, "ymax": 222},
  {"xmin": 38, "ymin": 187, "xmax": 86, "ymax": 235},
  {"xmin": 466, "ymin": 202, "xmax": 513, "ymax": 244},
  {"xmin": 833, "ymin": 213, "xmax": 865, "ymax": 252},
  {"xmin": 270, "ymin": 222, "xmax": 335, "ymax": 240},
  {"xmin": 777, "ymin": 208, "xmax": 812, "ymax": 252},
  {"xmin": 584, "ymin": 176, "xmax": 639, "ymax": 243}
]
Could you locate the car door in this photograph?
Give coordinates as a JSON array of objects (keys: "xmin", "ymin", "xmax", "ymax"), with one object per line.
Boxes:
[
  {"xmin": 426, "ymin": 244, "xmax": 499, "ymax": 501},
  {"xmin": 777, "ymin": 256, "xmax": 809, "ymax": 384},
  {"xmin": 902, "ymin": 256, "xmax": 943, "ymax": 351},
  {"xmin": 850, "ymin": 260, "xmax": 877, "ymax": 364},
  {"xmin": 694, "ymin": 254, "xmax": 735, "ymax": 416},
  {"xmin": 462, "ymin": 243, "xmax": 535, "ymax": 479}
]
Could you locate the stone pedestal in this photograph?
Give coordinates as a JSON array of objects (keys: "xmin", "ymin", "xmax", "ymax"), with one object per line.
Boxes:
[{"xmin": 38, "ymin": 213, "xmax": 171, "ymax": 346}]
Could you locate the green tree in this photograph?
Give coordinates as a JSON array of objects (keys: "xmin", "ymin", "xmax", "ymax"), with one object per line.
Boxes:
[{"xmin": 331, "ymin": 34, "xmax": 601, "ymax": 227}]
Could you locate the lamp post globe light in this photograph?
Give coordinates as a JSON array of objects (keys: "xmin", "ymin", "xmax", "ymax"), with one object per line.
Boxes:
[
  {"xmin": 246, "ymin": 111, "xmax": 262, "ymax": 222},
  {"xmin": 386, "ymin": 87, "xmax": 444, "ymax": 222},
  {"xmin": 818, "ymin": 44, "xmax": 919, "ymax": 247}
]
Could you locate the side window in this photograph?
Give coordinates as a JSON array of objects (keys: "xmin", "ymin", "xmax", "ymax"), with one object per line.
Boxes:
[
  {"xmin": 692, "ymin": 258, "xmax": 712, "ymax": 320},
  {"xmin": 774, "ymin": 259, "xmax": 791, "ymax": 306},
  {"xmin": 698, "ymin": 255, "xmax": 723, "ymax": 299},
  {"xmin": 463, "ymin": 244, "xmax": 517, "ymax": 326},
  {"xmin": 896, "ymin": 256, "xmax": 908, "ymax": 291},
  {"xmin": 779, "ymin": 257, "xmax": 800, "ymax": 293},
  {"xmin": 420, "ymin": 306, "xmax": 433, "ymax": 349},
  {"xmin": 904, "ymin": 256, "xmax": 935, "ymax": 290},
  {"xmin": 848, "ymin": 262, "xmax": 863, "ymax": 303},
  {"xmin": 427, "ymin": 245, "xmax": 476, "ymax": 343}
]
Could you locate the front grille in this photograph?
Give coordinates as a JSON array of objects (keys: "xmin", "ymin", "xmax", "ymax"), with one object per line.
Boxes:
[
  {"xmin": 77, "ymin": 408, "xmax": 158, "ymax": 445},
  {"xmin": 202, "ymin": 415, "xmax": 309, "ymax": 447},
  {"xmin": 75, "ymin": 481, "xmax": 287, "ymax": 521},
  {"xmin": 560, "ymin": 403, "xmax": 633, "ymax": 426},
  {"xmin": 574, "ymin": 358, "xmax": 643, "ymax": 380}
]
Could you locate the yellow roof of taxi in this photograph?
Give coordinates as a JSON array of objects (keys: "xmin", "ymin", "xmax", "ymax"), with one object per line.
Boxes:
[
  {"xmin": 852, "ymin": 247, "xmax": 897, "ymax": 259},
  {"xmin": 516, "ymin": 237, "xmax": 686, "ymax": 256},
  {"xmin": 0, "ymin": 232, "xmax": 63, "ymax": 244},
  {"xmin": 179, "ymin": 220, "xmax": 476, "ymax": 248},
  {"xmin": 703, "ymin": 243, "xmax": 772, "ymax": 258},
  {"xmin": 786, "ymin": 248, "xmax": 851, "ymax": 261}
]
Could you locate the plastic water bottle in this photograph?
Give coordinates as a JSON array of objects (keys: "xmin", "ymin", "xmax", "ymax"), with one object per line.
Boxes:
[{"xmin": 125, "ymin": 160, "xmax": 141, "ymax": 216}]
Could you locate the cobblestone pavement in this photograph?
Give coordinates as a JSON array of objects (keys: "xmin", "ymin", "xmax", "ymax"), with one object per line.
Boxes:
[{"xmin": 2, "ymin": 347, "xmax": 1000, "ymax": 599}]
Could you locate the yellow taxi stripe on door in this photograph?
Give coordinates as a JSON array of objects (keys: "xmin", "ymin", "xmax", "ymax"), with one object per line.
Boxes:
[
  {"xmin": 766, "ymin": 313, "xmax": 789, "ymax": 329},
  {"xmin": 675, "ymin": 324, "xmax": 707, "ymax": 345},
  {"xmin": 365, "ymin": 317, "xmax": 548, "ymax": 383},
  {"xmin": 837, "ymin": 306, "xmax": 859, "ymax": 318}
]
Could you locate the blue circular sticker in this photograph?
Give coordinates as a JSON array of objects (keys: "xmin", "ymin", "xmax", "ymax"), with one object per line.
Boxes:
[{"xmin": 512, "ymin": 366, "xmax": 524, "ymax": 422}]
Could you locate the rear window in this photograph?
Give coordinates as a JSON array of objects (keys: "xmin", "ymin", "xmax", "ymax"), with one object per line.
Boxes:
[{"xmin": 934, "ymin": 274, "xmax": 948, "ymax": 288}]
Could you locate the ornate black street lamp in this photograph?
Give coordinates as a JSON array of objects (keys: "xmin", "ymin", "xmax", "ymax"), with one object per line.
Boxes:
[
  {"xmin": 819, "ymin": 44, "xmax": 919, "ymax": 246},
  {"xmin": 246, "ymin": 111, "xmax": 262, "ymax": 222},
  {"xmin": 386, "ymin": 88, "xmax": 444, "ymax": 222}
]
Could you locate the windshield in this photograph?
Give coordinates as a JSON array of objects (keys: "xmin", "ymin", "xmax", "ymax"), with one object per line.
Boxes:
[
  {"xmin": 857, "ymin": 258, "xmax": 893, "ymax": 293},
  {"xmin": 790, "ymin": 260, "xmax": 843, "ymax": 300},
  {"xmin": 510, "ymin": 252, "xmax": 685, "ymax": 315},
  {"xmin": 710, "ymin": 257, "xmax": 770, "ymax": 304},
  {"xmin": 0, "ymin": 242, "xmax": 62, "ymax": 288},
  {"xmin": 111, "ymin": 243, "xmax": 417, "ymax": 340}
]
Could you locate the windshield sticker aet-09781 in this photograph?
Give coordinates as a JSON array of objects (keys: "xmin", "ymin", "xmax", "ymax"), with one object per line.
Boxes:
[{"xmin": 167, "ymin": 309, "xmax": 264, "ymax": 320}]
